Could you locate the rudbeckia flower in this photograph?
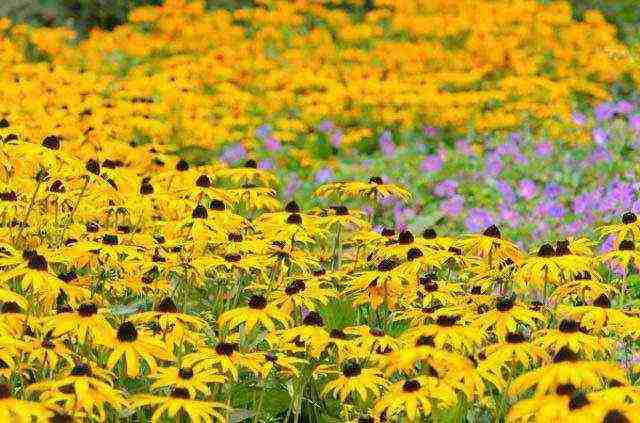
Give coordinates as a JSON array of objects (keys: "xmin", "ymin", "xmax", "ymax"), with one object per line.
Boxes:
[
  {"xmin": 105, "ymin": 321, "xmax": 171, "ymax": 377},
  {"xmin": 314, "ymin": 177, "xmax": 412, "ymax": 202},
  {"xmin": 150, "ymin": 366, "xmax": 225, "ymax": 398},
  {"xmin": 132, "ymin": 387, "xmax": 228, "ymax": 422},
  {"xmin": 218, "ymin": 294, "xmax": 291, "ymax": 332},
  {"xmin": 0, "ymin": 383, "xmax": 53, "ymax": 421},
  {"xmin": 316, "ymin": 360, "xmax": 389, "ymax": 402}
]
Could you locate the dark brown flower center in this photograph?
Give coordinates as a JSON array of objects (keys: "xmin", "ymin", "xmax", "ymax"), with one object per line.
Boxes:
[
  {"xmin": 537, "ymin": 243, "xmax": 555, "ymax": 258},
  {"xmin": 70, "ymin": 363, "xmax": 92, "ymax": 377},
  {"xmin": 215, "ymin": 342, "xmax": 238, "ymax": 356},
  {"xmin": 285, "ymin": 200, "xmax": 301, "ymax": 213},
  {"xmin": 265, "ymin": 352, "xmax": 278, "ymax": 363},
  {"xmin": 342, "ymin": 361, "xmax": 362, "ymax": 377},
  {"xmin": 559, "ymin": 319, "xmax": 579, "ymax": 333},
  {"xmin": 436, "ymin": 315, "xmax": 459, "ymax": 327},
  {"xmin": 303, "ymin": 311, "xmax": 323, "ymax": 326},
  {"xmin": 622, "ymin": 212, "xmax": 637, "ymax": 224},
  {"xmin": 171, "ymin": 387, "xmax": 190, "ymax": 399},
  {"xmin": 482, "ymin": 224, "xmax": 501, "ymax": 238},
  {"xmin": 619, "ymin": 240, "xmax": 635, "ymax": 251},
  {"xmin": 176, "ymin": 159, "xmax": 189, "ymax": 171},
  {"xmin": 192, "ymin": 205, "xmax": 208, "ymax": 219},
  {"xmin": 41, "ymin": 339, "xmax": 55, "ymax": 350},
  {"xmin": 102, "ymin": 234, "xmax": 118, "ymax": 246},
  {"xmin": 406, "ymin": 248, "xmax": 423, "ymax": 261},
  {"xmin": 556, "ymin": 383, "xmax": 576, "ymax": 396},
  {"xmin": 85, "ymin": 159, "xmax": 100, "ymax": 175},
  {"xmin": 553, "ymin": 346, "xmax": 580, "ymax": 363},
  {"xmin": 422, "ymin": 228, "xmax": 437, "ymax": 239},
  {"xmin": 42, "ymin": 135, "xmax": 60, "ymax": 150},
  {"xmin": 224, "ymin": 253, "xmax": 241, "ymax": 263},
  {"xmin": 244, "ymin": 159, "xmax": 258, "ymax": 169},
  {"xmin": 27, "ymin": 254, "xmax": 48, "ymax": 271},
  {"xmin": 506, "ymin": 332, "xmax": 526, "ymax": 344},
  {"xmin": 381, "ymin": 227, "xmax": 396, "ymax": 238},
  {"xmin": 178, "ymin": 367, "xmax": 194, "ymax": 380},
  {"xmin": 287, "ymin": 213, "xmax": 302, "ymax": 225},
  {"xmin": 1, "ymin": 302, "xmax": 20, "ymax": 314},
  {"xmin": 402, "ymin": 379, "xmax": 421, "ymax": 393},
  {"xmin": 140, "ymin": 181, "xmax": 154, "ymax": 195},
  {"xmin": 209, "ymin": 199, "xmax": 225, "ymax": 211},
  {"xmin": 330, "ymin": 329, "xmax": 347, "ymax": 339},
  {"xmin": 155, "ymin": 297, "xmax": 178, "ymax": 313},
  {"xmin": 195, "ymin": 174, "xmax": 211, "ymax": 188},
  {"xmin": 568, "ymin": 391, "xmax": 590, "ymax": 410},
  {"xmin": 416, "ymin": 335, "xmax": 435, "ymax": 347},
  {"xmin": 398, "ymin": 230, "xmax": 414, "ymax": 245},
  {"xmin": 377, "ymin": 258, "xmax": 399, "ymax": 272},
  {"xmin": 285, "ymin": 280, "xmax": 306, "ymax": 296},
  {"xmin": 369, "ymin": 176, "xmax": 383, "ymax": 184},
  {"xmin": 0, "ymin": 191, "xmax": 17, "ymax": 201},
  {"xmin": 593, "ymin": 294, "xmax": 611, "ymax": 308},
  {"xmin": 555, "ymin": 240, "xmax": 571, "ymax": 256},
  {"xmin": 369, "ymin": 328, "xmax": 384, "ymax": 337},
  {"xmin": 248, "ymin": 295, "xmax": 268, "ymax": 309},
  {"xmin": 228, "ymin": 232, "xmax": 243, "ymax": 242},
  {"xmin": 604, "ymin": 410, "xmax": 631, "ymax": 423},
  {"xmin": 117, "ymin": 322, "xmax": 138, "ymax": 342},
  {"xmin": 496, "ymin": 297, "xmax": 515, "ymax": 312}
]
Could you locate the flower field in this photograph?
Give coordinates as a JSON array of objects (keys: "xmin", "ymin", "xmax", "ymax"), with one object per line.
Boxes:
[{"xmin": 1, "ymin": 0, "xmax": 640, "ymax": 422}]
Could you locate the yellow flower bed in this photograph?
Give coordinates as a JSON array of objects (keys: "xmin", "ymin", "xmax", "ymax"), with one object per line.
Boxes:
[{"xmin": 0, "ymin": 0, "xmax": 637, "ymax": 160}]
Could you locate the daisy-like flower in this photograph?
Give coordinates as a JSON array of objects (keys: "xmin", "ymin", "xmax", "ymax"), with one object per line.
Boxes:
[
  {"xmin": 597, "ymin": 211, "xmax": 640, "ymax": 246},
  {"xmin": 255, "ymin": 351, "xmax": 306, "ymax": 378},
  {"xmin": 599, "ymin": 239, "xmax": 640, "ymax": 269},
  {"xmin": 460, "ymin": 224, "xmax": 523, "ymax": 266},
  {"xmin": 182, "ymin": 341, "xmax": 262, "ymax": 380},
  {"xmin": 480, "ymin": 332, "xmax": 547, "ymax": 373},
  {"xmin": 269, "ymin": 278, "xmax": 336, "ymax": 315},
  {"xmin": 314, "ymin": 177, "xmax": 412, "ymax": 202},
  {"xmin": 404, "ymin": 314, "xmax": 483, "ymax": 354},
  {"xmin": 26, "ymin": 362, "xmax": 128, "ymax": 421},
  {"xmin": 218, "ymin": 294, "xmax": 291, "ymax": 332},
  {"xmin": 473, "ymin": 295, "xmax": 546, "ymax": 341},
  {"xmin": 372, "ymin": 376, "xmax": 457, "ymax": 421},
  {"xmin": 509, "ymin": 347, "xmax": 627, "ymax": 397},
  {"xmin": 0, "ymin": 383, "xmax": 53, "ymax": 421},
  {"xmin": 150, "ymin": 366, "xmax": 225, "ymax": 398},
  {"xmin": 316, "ymin": 360, "xmax": 389, "ymax": 402},
  {"xmin": 105, "ymin": 321, "xmax": 171, "ymax": 377},
  {"xmin": 45, "ymin": 302, "xmax": 112, "ymax": 343},
  {"xmin": 215, "ymin": 159, "xmax": 278, "ymax": 187},
  {"xmin": 133, "ymin": 388, "xmax": 228, "ymax": 422}
]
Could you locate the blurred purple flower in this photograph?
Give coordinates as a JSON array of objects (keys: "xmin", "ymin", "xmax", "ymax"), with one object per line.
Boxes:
[
  {"xmin": 595, "ymin": 102, "xmax": 615, "ymax": 121},
  {"xmin": 420, "ymin": 154, "xmax": 443, "ymax": 173},
  {"xmin": 535, "ymin": 141, "xmax": 552, "ymax": 157},
  {"xmin": 543, "ymin": 183, "xmax": 563, "ymax": 199},
  {"xmin": 379, "ymin": 131, "xmax": 396, "ymax": 158},
  {"xmin": 258, "ymin": 159, "xmax": 274, "ymax": 170},
  {"xmin": 630, "ymin": 115, "xmax": 640, "ymax": 132},
  {"xmin": 255, "ymin": 124, "xmax": 272, "ymax": 140},
  {"xmin": 465, "ymin": 208, "xmax": 493, "ymax": 232},
  {"xmin": 314, "ymin": 168, "xmax": 334, "ymax": 184},
  {"xmin": 440, "ymin": 195, "xmax": 463, "ymax": 216},
  {"xmin": 423, "ymin": 126, "xmax": 438, "ymax": 138},
  {"xmin": 518, "ymin": 179, "xmax": 536, "ymax": 200},
  {"xmin": 455, "ymin": 139, "xmax": 474, "ymax": 156},
  {"xmin": 495, "ymin": 180, "xmax": 515, "ymax": 204},
  {"xmin": 330, "ymin": 130, "xmax": 343, "ymax": 148},
  {"xmin": 434, "ymin": 179, "xmax": 458, "ymax": 197},
  {"xmin": 284, "ymin": 174, "xmax": 301, "ymax": 198},
  {"xmin": 592, "ymin": 127, "xmax": 608, "ymax": 145},
  {"xmin": 572, "ymin": 112, "xmax": 587, "ymax": 126},
  {"xmin": 485, "ymin": 156, "xmax": 503, "ymax": 176},
  {"xmin": 264, "ymin": 137, "xmax": 282, "ymax": 152},
  {"xmin": 617, "ymin": 100, "xmax": 634, "ymax": 114},
  {"xmin": 318, "ymin": 120, "xmax": 334, "ymax": 134},
  {"xmin": 220, "ymin": 143, "xmax": 246, "ymax": 164}
]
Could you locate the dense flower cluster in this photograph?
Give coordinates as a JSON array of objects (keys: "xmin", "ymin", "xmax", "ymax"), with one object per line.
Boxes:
[
  {"xmin": 0, "ymin": 129, "xmax": 639, "ymax": 421},
  {"xmin": 0, "ymin": 0, "xmax": 637, "ymax": 165}
]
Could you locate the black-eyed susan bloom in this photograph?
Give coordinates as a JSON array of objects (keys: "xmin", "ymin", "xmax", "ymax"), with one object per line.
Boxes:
[
  {"xmin": 218, "ymin": 294, "xmax": 291, "ymax": 332},
  {"xmin": 132, "ymin": 388, "xmax": 228, "ymax": 422},
  {"xmin": 105, "ymin": 321, "xmax": 171, "ymax": 377},
  {"xmin": 315, "ymin": 360, "xmax": 388, "ymax": 402},
  {"xmin": 372, "ymin": 377, "xmax": 457, "ymax": 421},
  {"xmin": 150, "ymin": 366, "xmax": 225, "ymax": 398}
]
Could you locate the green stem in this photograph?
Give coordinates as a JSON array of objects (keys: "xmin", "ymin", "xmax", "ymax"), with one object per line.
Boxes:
[
  {"xmin": 16, "ymin": 178, "xmax": 42, "ymax": 242},
  {"xmin": 59, "ymin": 176, "xmax": 89, "ymax": 246}
]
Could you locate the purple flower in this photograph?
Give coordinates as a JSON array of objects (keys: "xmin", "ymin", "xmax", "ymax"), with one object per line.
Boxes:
[
  {"xmin": 572, "ymin": 112, "xmax": 587, "ymax": 126},
  {"xmin": 464, "ymin": 208, "xmax": 493, "ymax": 233},
  {"xmin": 495, "ymin": 180, "xmax": 515, "ymax": 204},
  {"xmin": 499, "ymin": 206, "xmax": 519, "ymax": 226},
  {"xmin": 264, "ymin": 137, "xmax": 282, "ymax": 152},
  {"xmin": 434, "ymin": 179, "xmax": 458, "ymax": 197},
  {"xmin": 455, "ymin": 139, "xmax": 474, "ymax": 156},
  {"xmin": 595, "ymin": 102, "xmax": 615, "ymax": 122},
  {"xmin": 420, "ymin": 154, "xmax": 443, "ymax": 173},
  {"xmin": 314, "ymin": 168, "xmax": 333, "ymax": 184},
  {"xmin": 543, "ymin": 183, "xmax": 563, "ymax": 199},
  {"xmin": 535, "ymin": 141, "xmax": 552, "ymax": 157},
  {"xmin": 255, "ymin": 124, "xmax": 272, "ymax": 140},
  {"xmin": 220, "ymin": 143, "xmax": 246, "ymax": 164},
  {"xmin": 630, "ymin": 115, "xmax": 640, "ymax": 132},
  {"xmin": 258, "ymin": 159, "xmax": 274, "ymax": 169},
  {"xmin": 485, "ymin": 155, "xmax": 503, "ymax": 176},
  {"xmin": 379, "ymin": 131, "xmax": 396, "ymax": 158},
  {"xmin": 616, "ymin": 100, "xmax": 634, "ymax": 114},
  {"xmin": 518, "ymin": 179, "xmax": 537, "ymax": 200},
  {"xmin": 592, "ymin": 127, "xmax": 608, "ymax": 145},
  {"xmin": 318, "ymin": 120, "xmax": 334, "ymax": 134},
  {"xmin": 423, "ymin": 126, "xmax": 438, "ymax": 138},
  {"xmin": 440, "ymin": 195, "xmax": 463, "ymax": 216},
  {"xmin": 330, "ymin": 130, "xmax": 343, "ymax": 148},
  {"xmin": 284, "ymin": 174, "xmax": 301, "ymax": 198}
]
